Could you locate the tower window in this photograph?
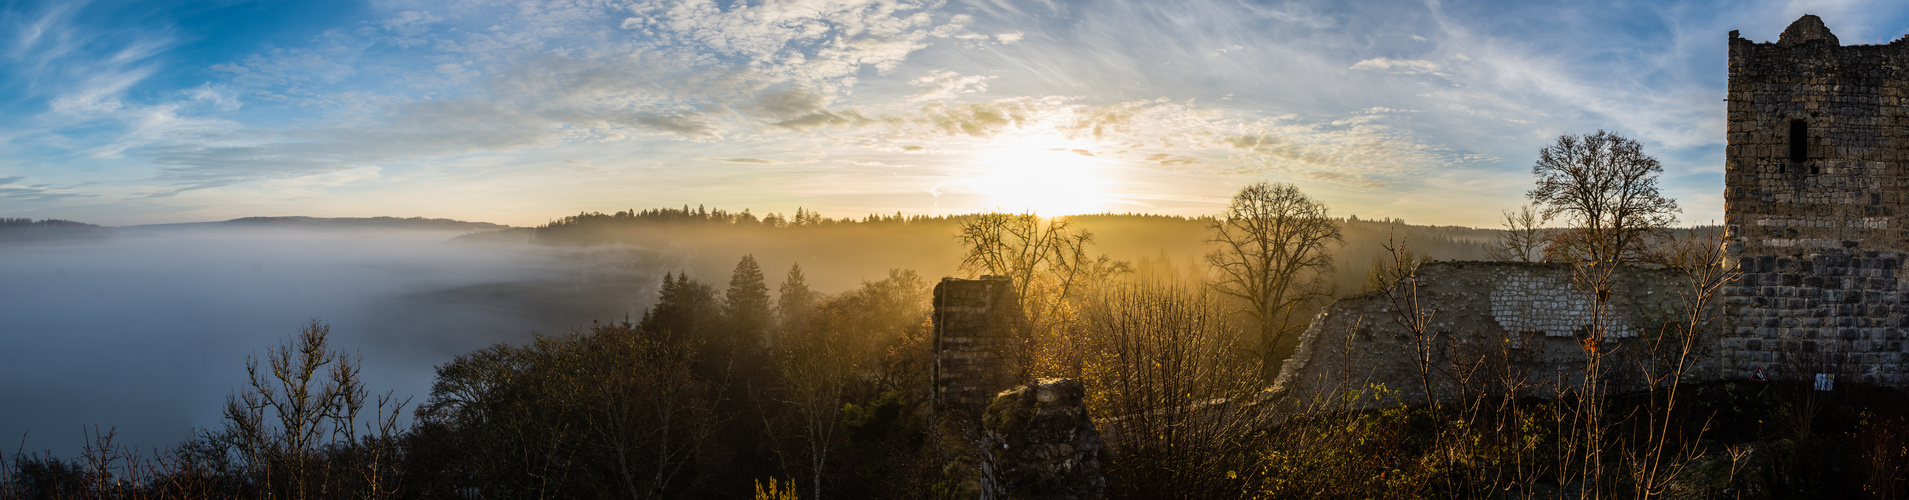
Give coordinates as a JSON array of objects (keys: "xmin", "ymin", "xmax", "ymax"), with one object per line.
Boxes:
[{"xmin": 1790, "ymin": 119, "xmax": 1808, "ymax": 162}]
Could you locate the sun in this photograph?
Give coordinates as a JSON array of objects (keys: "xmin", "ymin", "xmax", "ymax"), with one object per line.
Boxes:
[{"xmin": 965, "ymin": 135, "xmax": 1115, "ymax": 216}]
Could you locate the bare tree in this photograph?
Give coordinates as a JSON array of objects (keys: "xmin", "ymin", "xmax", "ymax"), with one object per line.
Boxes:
[
  {"xmin": 223, "ymin": 319, "xmax": 366, "ymax": 500},
  {"xmin": 956, "ymin": 212, "xmax": 1128, "ymax": 378},
  {"xmin": 580, "ymin": 327, "xmax": 723, "ymax": 500},
  {"xmin": 1205, "ymin": 182, "xmax": 1343, "ymax": 373},
  {"xmin": 1487, "ymin": 204, "xmax": 1552, "ymax": 262},
  {"xmin": 1528, "ymin": 130, "xmax": 1679, "ymax": 264},
  {"xmin": 1080, "ymin": 277, "xmax": 1267, "ymax": 498},
  {"xmin": 955, "ymin": 212, "xmax": 1101, "ymax": 328},
  {"xmin": 1622, "ymin": 227, "xmax": 1737, "ymax": 499}
]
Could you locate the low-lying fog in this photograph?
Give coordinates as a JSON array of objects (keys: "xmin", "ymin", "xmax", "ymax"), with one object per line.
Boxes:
[{"xmin": 0, "ymin": 229, "xmax": 654, "ymax": 455}]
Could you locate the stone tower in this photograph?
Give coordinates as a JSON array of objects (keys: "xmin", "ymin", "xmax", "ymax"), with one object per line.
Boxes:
[
  {"xmin": 931, "ymin": 276, "xmax": 1023, "ymax": 418},
  {"xmin": 1721, "ymin": 15, "xmax": 1909, "ymax": 385}
]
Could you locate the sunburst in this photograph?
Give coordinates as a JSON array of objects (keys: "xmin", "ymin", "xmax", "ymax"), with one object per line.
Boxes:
[{"xmin": 964, "ymin": 134, "xmax": 1115, "ymax": 216}]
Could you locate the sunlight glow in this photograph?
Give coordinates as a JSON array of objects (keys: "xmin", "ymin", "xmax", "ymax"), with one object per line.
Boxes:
[{"xmin": 966, "ymin": 134, "xmax": 1116, "ymax": 216}]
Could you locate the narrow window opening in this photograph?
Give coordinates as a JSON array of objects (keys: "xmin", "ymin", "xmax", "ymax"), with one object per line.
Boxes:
[{"xmin": 1790, "ymin": 119, "xmax": 1809, "ymax": 162}]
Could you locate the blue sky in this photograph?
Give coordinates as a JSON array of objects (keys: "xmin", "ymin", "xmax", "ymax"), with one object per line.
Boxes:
[{"xmin": 2, "ymin": 0, "xmax": 1906, "ymax": 227}]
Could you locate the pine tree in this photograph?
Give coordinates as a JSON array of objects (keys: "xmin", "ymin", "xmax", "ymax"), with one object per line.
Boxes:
[
  {"xmin": 640, "ymin": 271, "xmax": 718, "ymax": 341},
  {"xmin": 777, "ymin": 262, "xmax": 815, "ymax": 328},
  {"xmin": 725, "ymin": 255, "xmax": 772, "ymax": 346}
]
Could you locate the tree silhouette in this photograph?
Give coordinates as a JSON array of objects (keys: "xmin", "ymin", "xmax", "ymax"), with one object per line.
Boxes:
[
  {"xmin": 1205, "ymin": 182, "xmax": 1342, "ymax": 375},
  {"xmin": 778, "ymin": 262, "xmax": 815, "ymax": 330},
  {"xmin": 726, "ymin": 255, "xmax": 772, "ymax": 347},
  {"xmin": 1528, "ymin": 130, "xmax": 1679, "ymax": 264},
  {"xmin": 639, "ymin": 272, "xmax": 720, "ymax": 343},
  {"xmin": 220, "ymin": 319, "xmax": 390, "ymax": 500}
]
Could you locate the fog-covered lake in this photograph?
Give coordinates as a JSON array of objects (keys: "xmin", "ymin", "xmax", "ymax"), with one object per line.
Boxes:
[{"xmin": 0, "ymin": 229, "xmax": 652, "ymax": 454}]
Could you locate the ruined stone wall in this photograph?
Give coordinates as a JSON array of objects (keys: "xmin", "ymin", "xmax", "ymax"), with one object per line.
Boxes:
[
  {"xmin": 1721, "ymin": 15, "xmax": 1909, "ymax": 385},
  {"xmin": 978, "ymin": 378, "xmax": 1106, "ymax": 500},
  {"xmin": 933, "ymin": 276, "xmax": 1023, "ymax": 418},
  {"xmin": 1271, "ymin": 262, "xmax": 1684, "ymax": 407}
]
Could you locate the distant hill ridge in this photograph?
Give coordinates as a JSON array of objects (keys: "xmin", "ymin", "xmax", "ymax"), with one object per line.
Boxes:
[
  {"xmin": 0, "ymin": 218, "xmax": 118, "ymax": 244},
  {"xmin": 118, "ymin": 216, "xmax": 512, "ymax": 233}
]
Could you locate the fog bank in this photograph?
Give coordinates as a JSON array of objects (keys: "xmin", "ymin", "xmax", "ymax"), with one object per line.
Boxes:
[{"xmin": 0, "ymin": 229, "xmax": 651, "ymax": 454}]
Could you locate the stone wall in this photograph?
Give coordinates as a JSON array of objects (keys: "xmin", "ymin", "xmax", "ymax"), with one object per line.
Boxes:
[
  {"xmin": 1721, "ymin": 15, "xmax": 1909, "ymax": 386},
  {"xmin": 1271, "ymin": 262, "xmax": 1685, "ymax": 407},
  {"xmin": 978, "ymin": 378, "xmax": 1106, "ymax": 500},
  {"xmin": 933, "ymin": 276, "xmax": 1023, "ymax": 419}
]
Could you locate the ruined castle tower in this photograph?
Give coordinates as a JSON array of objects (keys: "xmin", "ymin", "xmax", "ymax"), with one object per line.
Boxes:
[
  {"xmin": 1722, "ymin": 15, "xmax": 1909, "ymax": 385},
  {"xmin": 931, "ymin": 276, "xmax": 1023, "ymax": 418}
]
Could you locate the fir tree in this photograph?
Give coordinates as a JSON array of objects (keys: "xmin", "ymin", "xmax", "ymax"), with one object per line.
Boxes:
[
  {"xmin": 777, "ymin": 262, "xmax": 815, "ymax": 328},
  {"xmin": 725, "ymin": 255, "xmax": 772, "ymax": 345},
  {"xmin": 640, "ymin": 271, "xmax": 718, "ymax": 341}
]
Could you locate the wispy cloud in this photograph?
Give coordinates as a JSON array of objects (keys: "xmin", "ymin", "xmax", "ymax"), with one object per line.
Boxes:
[
  {"xmin": 700, "ymin": 157, "xmax": 780, "ymax": 164},
  {"xmin": 908, "ymin": 70, "xmax": 995, "ymax": 102},
  {"xmin": 6, "ymin": 0, "xmax": 1909, "ymax": 226},
  {"xmin": 0, "ymin": 176, "xmax": 89, "ymax": 202},
  {"xmin": 1350, "ymin": 57, "xmax": 1440, "ymax": 74}
]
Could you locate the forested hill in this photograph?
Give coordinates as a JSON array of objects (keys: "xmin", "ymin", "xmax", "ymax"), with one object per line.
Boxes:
[
  {"xmin": 120, "ymin": 216, "xmax": 511, "ymax": 233},
  {"xmin": 0, "ymin": 218, "xmax": 117, "ymax": 244},
  {"xmin": 513, "ymin": 206, "xmax": 1499, "ymax": 299}
]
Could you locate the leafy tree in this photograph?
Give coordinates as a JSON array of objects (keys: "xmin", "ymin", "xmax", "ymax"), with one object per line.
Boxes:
[
  {"xmin": 1205, "ymin": 182, "xmax": 1342, "ymax": 374},
  {"xmin": 1528, "ymin": 130, "xmax": 1679, "ymax": 263}
]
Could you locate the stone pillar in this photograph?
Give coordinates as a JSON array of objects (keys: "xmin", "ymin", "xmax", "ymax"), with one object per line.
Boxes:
[{"xmin": 932, "ymin": 275, "xmax": 1022, "ymax": 420}]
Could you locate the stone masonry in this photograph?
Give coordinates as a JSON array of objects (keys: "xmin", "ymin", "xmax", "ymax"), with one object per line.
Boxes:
[
  {"xmin": 933, "ymin": 276, "xmax": 1023, "ymax": 419},
  {"xmin": 1720, "ymin": 15, "xmax": 1909, "ymax": 385},
  {"xmin": 1271, "ymin": 262, "xmax": 1683, "ymax": 407},
  {"xmin": 977, "ymin": 378, "xmax": 1106, "ymax": 500}
]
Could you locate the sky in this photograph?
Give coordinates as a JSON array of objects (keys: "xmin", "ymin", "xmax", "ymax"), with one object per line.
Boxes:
[{"xmin": 3, "ymin": 0, "xmax": 1908, "ymax": 227}]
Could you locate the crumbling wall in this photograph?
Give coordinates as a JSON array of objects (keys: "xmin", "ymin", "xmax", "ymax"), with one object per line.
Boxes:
[
  {"xmin": 1721, "ymin": 15, "xmax": 1909, "ymax": 386},
  {"xmin": 978, "ymin": 378, "xmax": 1106, "ymax": 500},
  {"xmin": 1271, "ymin": 262, "xmax": 1685, "ymax": 407},
  {"xmin": 933, "ymin": 276, "xmax": 1023, "ymax": 419}
]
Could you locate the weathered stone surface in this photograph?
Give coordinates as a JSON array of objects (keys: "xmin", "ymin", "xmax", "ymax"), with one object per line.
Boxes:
[
  {"xmin": 934, "ymin": 276, "xmax": 1023, "ymax": 419},
  {"xmin": 1778, "ymin": 14, "xmax": 1838, "ymax": 47},
  {"xmin": 1271, "ymin": 262, "xmax": 1686, "ymax": 408},
  {"xmin": 978, "ymin": 379, "xmax": 1106, "ymax": 500},
  {"xmin": 1723, "ymin": 15, "xmax": 1909, "ymax": 386}
]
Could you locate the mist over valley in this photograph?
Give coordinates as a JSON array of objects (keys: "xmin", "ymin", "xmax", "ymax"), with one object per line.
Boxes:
[{"xmin": 0, "ymin": 210, "xmax": 1488, "ymax": 455}]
